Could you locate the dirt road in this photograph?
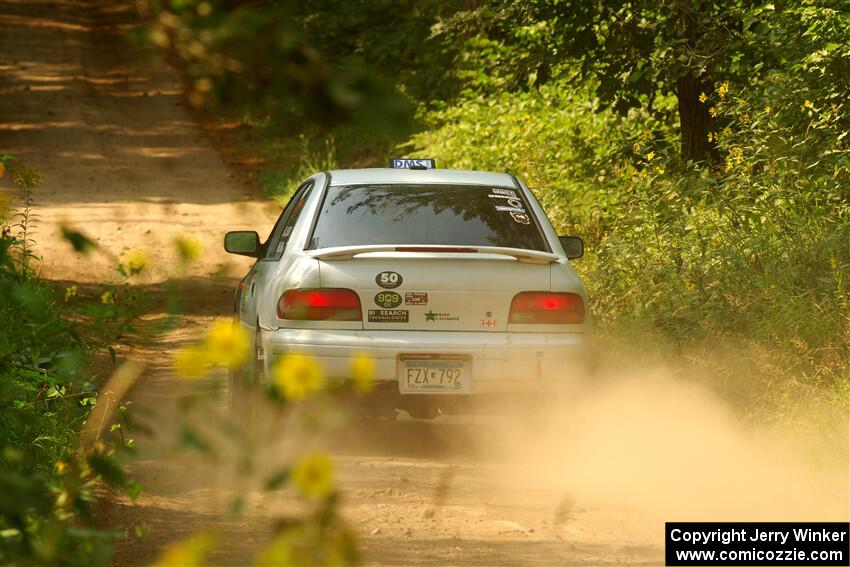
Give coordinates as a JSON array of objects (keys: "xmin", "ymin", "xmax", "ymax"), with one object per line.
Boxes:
[{"xmin": 2, "ymin": 2, "xmax": 845, "ymax": 566}]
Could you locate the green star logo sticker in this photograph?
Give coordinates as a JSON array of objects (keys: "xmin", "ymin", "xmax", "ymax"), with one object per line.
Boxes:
[{"xmin": 425, "ymin": 310, "xmax": 436, "ymax": 322}]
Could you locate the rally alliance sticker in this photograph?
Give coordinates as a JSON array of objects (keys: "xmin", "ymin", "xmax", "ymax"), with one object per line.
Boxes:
[
  {"xmin": 368, "ymin": 309, "xmax": 409, "ymax": 323},
  {"xmin": 374, "ymin": 291, "xmax": 402, "ymax": 308},
  {"xmin": 375, "ymin": 271, "xmax": 403, "ymax": 289}
]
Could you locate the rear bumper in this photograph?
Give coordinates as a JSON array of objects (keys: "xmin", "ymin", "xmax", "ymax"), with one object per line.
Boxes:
[{"xmin": 261, "ymin": 328, "xmax": 591, "ymax": 395}]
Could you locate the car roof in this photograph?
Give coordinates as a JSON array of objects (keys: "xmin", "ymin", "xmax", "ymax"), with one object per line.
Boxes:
[{"xmin": 327, "ymin": 168, "xmax": 517, "ymax": 188}]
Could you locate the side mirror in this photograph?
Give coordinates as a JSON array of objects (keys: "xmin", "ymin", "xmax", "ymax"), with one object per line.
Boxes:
[
  {"xmin": 224, "ymin": 231, "xmax": 261, "ymax": 257},
  {"xmin": 558, "ymin": 236, "xmax": 584, "ymax": 260}
]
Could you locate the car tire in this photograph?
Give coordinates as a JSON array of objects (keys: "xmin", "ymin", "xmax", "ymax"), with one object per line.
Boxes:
[{"xmin": 228, "ymin": 326, "xmax": 263, "ymax": 423}]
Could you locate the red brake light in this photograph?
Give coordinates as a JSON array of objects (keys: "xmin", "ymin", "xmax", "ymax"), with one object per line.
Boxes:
[
  {"xmin": 394, "ymin": 247, "xmax": 478, "ymax": 253},
  {"xmin": 508, "ymin": 292, "xmax": 585, "ymax": 324},
  {"xmin": 278, "ymin": 288, "xmax": 362, "ymax": 321}
]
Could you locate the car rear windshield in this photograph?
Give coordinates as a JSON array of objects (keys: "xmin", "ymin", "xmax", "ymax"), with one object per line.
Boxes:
[{"xmin": 307, "ymin": 184, "xmax": 549, "ymax": 251}]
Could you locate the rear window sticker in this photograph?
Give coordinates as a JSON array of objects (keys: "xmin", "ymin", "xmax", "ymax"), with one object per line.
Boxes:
[
  {"xmin": 404, "ymin": 292, "xmax": 428, "ymax": 305},
  {"xmin": 490, "ymin": 188, "xmax": 518, "ymax": 198},
  {"xmin": 511, "ymin": 212, "xmax": 531, "ymax": 224},
  {"xmin": 495, "ymin": 205, "xmax": 526, "ymax": 213},
  {"xmin": 368, "ymin": 309, "xmax": 409, "ymax": 323},
  {"xmin": 481, "ymin": 318, "xmax": 496, "ymax": 328}
]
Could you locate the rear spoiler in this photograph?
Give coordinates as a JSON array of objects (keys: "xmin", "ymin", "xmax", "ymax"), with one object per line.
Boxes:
[{"xmin": 306, "ymin": 245, "xmax": 560, "ymax": 264}]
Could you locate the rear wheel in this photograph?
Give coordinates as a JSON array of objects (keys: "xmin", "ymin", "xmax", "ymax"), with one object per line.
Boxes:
[{"xmin": 228, "ymin": 327, "xmax": 263, "ymax": 422}]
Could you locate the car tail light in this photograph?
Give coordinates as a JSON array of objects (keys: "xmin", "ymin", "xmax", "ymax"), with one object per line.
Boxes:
[
  {"xmin": 278, "ymin": 288, "xmax": 362, "ymax": 321},
  {"xmin": 395, "ymin": 247, "xmax": 478, "ymax": 253},
  {"xmin": 508, "ymin": 292, "xmax": 585, "ymax": 324}
]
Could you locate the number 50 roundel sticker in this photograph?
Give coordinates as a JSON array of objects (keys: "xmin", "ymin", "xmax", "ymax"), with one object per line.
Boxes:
[{"xmin": 375, "ymin": 271, "xmax": 403, "ymax": 289}]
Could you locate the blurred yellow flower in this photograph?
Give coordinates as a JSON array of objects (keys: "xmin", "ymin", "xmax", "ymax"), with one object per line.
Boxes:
[
  {"xmin": 120, "ymin": 248, "xmax": 150, "ymax": 274},
  {"xmin": 764, "ymin": 105, "xmax": 772, "ymax": 114},
  {"xmin": 175, "ymin": 235, "xmax": 204, "ymax": 263},
  {"xmin": 717, "ymin": 81, "xmax": 729, "ymax": 98},
  {"xmin": 708, "ymin": 106, "xmax": 717, "ymax": 118},
  {"xmin": 64, "ymin": 285, "xmax": 78, "ymax": 302},
  {"xmin": 350, "ymin": 352, "xmax": 376, "ymax": 393},
  {"xmin": 645, "ymin": 151, "xmax": 655, "ymax": 161},
  {"xmin": 801, "ymin": 100, "xmax": 814, "ymax": 112},
  {"xmin": 273, "ymin": 353, "xmax": 324, "ymax": 401},
  {"xmin": 100, "ymin": 290, "xmax": 114, "ymax": 304},
  {"xmin": 203, "ymin": 318, "xmax": 249, "ymax": 369},
  {"xmin": 173, "ymin": 346, "xmax": 211, "ymax": 379},
  {"xmin": 707, "ymin": 131, "xmax": 714, "ymax": 143},
  {"xmin": 291, "ymin": 453, "xmax": 334, "ymax": 500},
  {"xmin": 698, "ymin": 92, "xmax": 707, "ymax": 103},
  {"xmin": 152, "ymin": 533, "xmax": 215, "ymax": 567},
  {"xmin": 684, "ymin": 281, "xmax": 696, "ymax": 291}
]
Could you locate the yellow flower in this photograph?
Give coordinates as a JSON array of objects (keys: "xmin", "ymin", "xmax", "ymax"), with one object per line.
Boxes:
[
  {"xmin": 764, "ymin": 105, "xmax": 772, "ymax": 114},
  {"xmin": 120, "ymin": 248, "xmax": 150, "ymax": 275},
  {"xmin": 291, "ymin": 453, "xmax": 334, "ymax": 500},
  {"xmin": 801, "ymin": 100, "xmax": 814, "ymax": 112},
  {"xmin": 708, "ymin": 106, "xmax": 717, "ymax": 118},
  {"xmin": 724, "ymin": 146, "xmax": 745, "ymax": 172},
  {"xmin": 152, "ymin": 533, "xmax": 215, "ymax": 567},
  {"xmin": 645, "ymin": 151, "xmax": 655, "ymax": 162},
  {"xmin": 717, "ymin": 81, "xmax": 729, "ymax": 98},
  {"xmin": 273, "ymin": 353, "xmax": 324, "ymax": 401},
  {"xmin": 350, "ymin": 352, "xmax": 376, "ymax": 393},
  {"xmin": 698, "ymin": 92, "xmax": 707, "ymax": 103},
  {"xmin": 684, "ymin": 281, "xmax": 696, "ymax": 291},
  {"xmin": 707, "ymin": 131, "xmax": 714, "ymax": 143},
  {"xmin": 655, "ymin": 166, "xmax": 665, "ymax": 175},
  {"xmin": 175, "ymin": 235, "xmax": 203, "ymax": 263},
  {"xmin": 173, "ymin": 346, "xmax": 212, "ymax": 379},
  {"xmin": 203, "ymin": 318, "xmax": 249, "ymax": 369},
  {"xmin": 100, "ymin": 290, "xmax": 114, "ymax": 304},
  {"xmin": 740, "ymin": 114, "xmax": 750, "ymax": 123},
  {"xmin": 64, "ymin": 285, "xmax": 78, "ymax": 302}
]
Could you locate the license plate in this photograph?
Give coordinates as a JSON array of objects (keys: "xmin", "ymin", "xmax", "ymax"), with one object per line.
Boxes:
[{"xmin": 399, "ymin": 358, "xmax": 470, "ymax": 394}]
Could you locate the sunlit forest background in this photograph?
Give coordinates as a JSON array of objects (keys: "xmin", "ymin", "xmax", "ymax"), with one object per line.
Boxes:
[{"xmin": 151, "ymin": 0, "xmax": 849, "ymax": 401}]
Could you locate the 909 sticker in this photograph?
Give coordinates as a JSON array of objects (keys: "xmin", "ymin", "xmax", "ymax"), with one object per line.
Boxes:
[{"xmin": 374, "ymin": 291, "xmax": 402, "ymax": 308}]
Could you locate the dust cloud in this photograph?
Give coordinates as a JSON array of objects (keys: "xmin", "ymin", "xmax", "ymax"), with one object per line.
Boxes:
[{"xmin": 480, "ymin": 363, "xmax": 848, "ymax": 534}]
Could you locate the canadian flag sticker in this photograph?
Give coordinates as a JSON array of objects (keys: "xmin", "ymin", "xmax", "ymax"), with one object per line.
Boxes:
[{"xmin": 481, "ymin": 319, "xmax": 497, "ymax": 329}]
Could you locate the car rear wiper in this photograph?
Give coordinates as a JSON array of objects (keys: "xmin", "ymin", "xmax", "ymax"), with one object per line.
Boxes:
[{"xmin": 306, "ymin": 245, "xmax": 560, "ymax": 264}]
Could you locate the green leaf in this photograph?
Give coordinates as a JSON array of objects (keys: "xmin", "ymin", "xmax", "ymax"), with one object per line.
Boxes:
[
  {"xmin": 60, "ymin": 226, "xmax": 98, "ymax": 254},
  {"xmin": 88, "ymin": 453, "xmax": 127, "ymax": 488}
]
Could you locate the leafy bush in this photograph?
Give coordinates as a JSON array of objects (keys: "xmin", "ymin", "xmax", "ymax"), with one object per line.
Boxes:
[
  {"xmin": 408, "ymin": 73, "xmax": 849, "ymax": 410},
  {"xmin": 0, "ymin": 163, "xmax": 142, "ymax": 566}
]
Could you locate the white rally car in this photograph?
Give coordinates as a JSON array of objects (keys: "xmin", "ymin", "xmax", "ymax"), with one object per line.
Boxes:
[{"xmin": 225, "ymin": 160, "xmax": 591, "ymax": 418}]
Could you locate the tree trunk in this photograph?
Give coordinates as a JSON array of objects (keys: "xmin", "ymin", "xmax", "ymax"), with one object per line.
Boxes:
[{"xmin": 676, "ymin": 74, "xmax": 717, "ymax": 163}]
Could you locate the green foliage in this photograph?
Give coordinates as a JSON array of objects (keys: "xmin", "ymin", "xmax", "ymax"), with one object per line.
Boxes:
[
  {"xmin": 408, "ymin": 65, "xmax": 850, "ymax": 408},
  {"xmin": 0, "ymin": 164, "xmax": 143, "ymax": 566}
]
